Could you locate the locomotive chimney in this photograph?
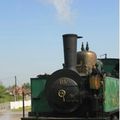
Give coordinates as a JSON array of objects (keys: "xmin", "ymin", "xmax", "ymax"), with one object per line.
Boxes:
[{"xmin": 63, "ymin": 34, "xmax": 82, "ymax": 70}]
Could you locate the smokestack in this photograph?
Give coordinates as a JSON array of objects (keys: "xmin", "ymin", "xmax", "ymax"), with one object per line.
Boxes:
[{"xmin": 63, "ymin": 34, "xmax": 82, "ymax": 70}]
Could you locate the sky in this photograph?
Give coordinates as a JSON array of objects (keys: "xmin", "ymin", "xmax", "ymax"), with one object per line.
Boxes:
[{"xmin": 0, "ymin": 0, "xmax": 118, "ymax": 86}]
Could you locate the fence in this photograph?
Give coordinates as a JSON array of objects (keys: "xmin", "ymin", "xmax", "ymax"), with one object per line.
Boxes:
[
  {"xmin": 0, "ymin": 102, "xmax": 10, "ymax": 111},
  {"xmin": 10, "ymin": 100, "xmax": 31, "ymax": 109}
]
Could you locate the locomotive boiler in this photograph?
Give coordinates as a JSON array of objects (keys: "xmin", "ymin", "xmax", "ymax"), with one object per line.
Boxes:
[{"xmin": 22, "ymin": 34, "xmax": 119, "ymax": 120}]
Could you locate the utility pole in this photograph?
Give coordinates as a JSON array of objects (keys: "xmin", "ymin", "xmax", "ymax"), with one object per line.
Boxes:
[
  {"xmin": 22, "ymin": 85, "xmax": 25, "ymax": 118},
  {"xmin": 14, "ymin": 76, "xmax": 17, "ymax": 101}
]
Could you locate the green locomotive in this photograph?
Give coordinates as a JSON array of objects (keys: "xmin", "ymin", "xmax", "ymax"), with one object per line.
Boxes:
[{"xmin": 22, "ymin": 34, "xmax": 119, "ymax": 120}]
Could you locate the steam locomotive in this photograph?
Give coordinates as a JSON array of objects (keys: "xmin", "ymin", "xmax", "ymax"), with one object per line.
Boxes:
[{"xmin": 22, "ymin": 34, "xmax": 119, "ymax": 120}]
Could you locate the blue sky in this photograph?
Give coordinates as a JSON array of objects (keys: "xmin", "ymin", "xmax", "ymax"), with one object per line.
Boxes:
[{"xmin": 0, "ymin": 0, "xmax": 118, "ymax": 86}]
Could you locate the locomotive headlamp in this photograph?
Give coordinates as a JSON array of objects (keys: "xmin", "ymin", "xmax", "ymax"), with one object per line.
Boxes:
[
  {"xmin": 89, "ymin": 74, "xmax": 102, "ymax": 90},
  {"xmin": 58, "ymin": 89, "xmax": 66, "ymax": 102}
]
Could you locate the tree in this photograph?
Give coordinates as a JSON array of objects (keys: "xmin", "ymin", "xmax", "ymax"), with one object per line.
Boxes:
[
  {"xmin": 23, "ymin": 82, "xmax": 31, "ymax": 89},
  {"xmin": 22, "ymin": 82, "xmax": 31, "ymax": 96},
  {"xmin": 0, "ymin": 84, "xmax": 6, "ymax": 98},
  {"xmin": 0, "ymin": 84, "xmax": 14, "ymax": 103}
]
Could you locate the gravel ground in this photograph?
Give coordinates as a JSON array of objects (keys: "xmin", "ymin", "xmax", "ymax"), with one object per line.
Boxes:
[{"xmin": 0, "ymin": 110, "xmax": 28, "ymax": 120}]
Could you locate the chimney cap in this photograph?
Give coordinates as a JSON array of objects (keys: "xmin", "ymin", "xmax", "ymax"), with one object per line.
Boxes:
[{"xmin": 63, "ymin": 34, "xmax": 83, "ymax": 38}]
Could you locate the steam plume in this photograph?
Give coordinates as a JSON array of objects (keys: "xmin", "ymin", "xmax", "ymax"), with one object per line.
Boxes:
[{"xmin": 47, "ymin": 0, "xmax": 73, "ymax": 23}]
